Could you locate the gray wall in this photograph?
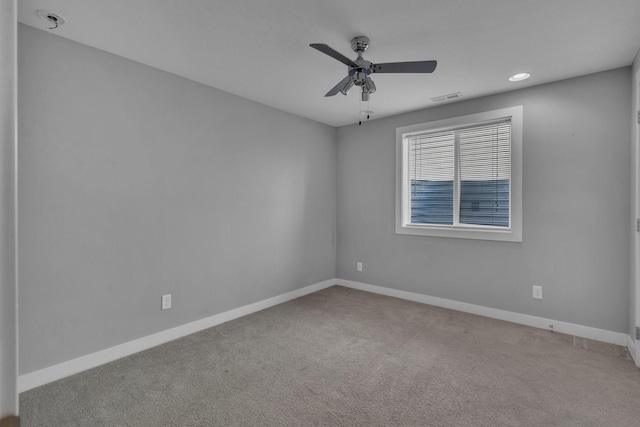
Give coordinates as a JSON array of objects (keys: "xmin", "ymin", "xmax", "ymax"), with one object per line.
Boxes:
[
  {"xmin": 0, "ymin": 0, "xmax": 18, "ymax": 418},
  {"xmin": 18, "ymin": 24, "xmax": 336, "ymax": 374},
  {"xmin": 337, "ymin": 68, "xmax": 631, "ymax": 334},
  {"xmin": 632, "ymin": 49, "xmax": 640, "ymax": 341}
]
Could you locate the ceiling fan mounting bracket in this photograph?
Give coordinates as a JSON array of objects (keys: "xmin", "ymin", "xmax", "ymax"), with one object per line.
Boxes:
[{"xmin": 350, "ymin": 36, "xmax": 370, "ymax": 53}]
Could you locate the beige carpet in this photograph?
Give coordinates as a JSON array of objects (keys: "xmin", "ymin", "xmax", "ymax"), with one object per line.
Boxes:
[{"xmin": 20, "ymin": 286, "xmax": 640, "ymax": 426}]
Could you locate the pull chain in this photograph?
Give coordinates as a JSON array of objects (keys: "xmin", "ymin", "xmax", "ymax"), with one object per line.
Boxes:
[{"xmin": 359, "ymin": 95, "xmax": 372, "ymax": 126}]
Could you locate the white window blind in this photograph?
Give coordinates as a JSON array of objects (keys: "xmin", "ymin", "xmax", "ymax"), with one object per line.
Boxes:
[
  {"xmin": 405, "ymin": 119, "xmax": 511, "ymax": 229},
  {"xmin": 407, "ymin": 130, "xmax": 455, "ymax": 225}
]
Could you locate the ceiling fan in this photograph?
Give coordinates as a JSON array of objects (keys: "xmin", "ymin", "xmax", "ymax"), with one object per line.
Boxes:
[{"xmin": 310, "ymin": 36, "xmax": 437, "ymax": 101}]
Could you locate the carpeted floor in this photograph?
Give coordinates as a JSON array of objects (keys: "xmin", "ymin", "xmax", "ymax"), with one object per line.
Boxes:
[{"xmin": 20, "ymin": 285, "xmax": 640, "ymax": 426}]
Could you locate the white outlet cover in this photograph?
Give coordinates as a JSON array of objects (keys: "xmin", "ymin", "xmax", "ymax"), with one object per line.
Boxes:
[
  {"xmin": 357, "ymin": 262, "xmax": 363, "ymax": 272},
  {"xmin": 161, "ymin": 294, "xmax": 172, "ymax": 310}
]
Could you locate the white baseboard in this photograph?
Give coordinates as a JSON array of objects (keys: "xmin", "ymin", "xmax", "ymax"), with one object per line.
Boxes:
[
  {"xmin": 628, "ymin": 335, "xmax": 640, "ymax": 367},
  {"xmin": 336, "ymin": 279, "xmax": 630, "ymax": 347},
  {"xmin": 18, "ymin": 279, "xmax": 336, "ymax": 392}
]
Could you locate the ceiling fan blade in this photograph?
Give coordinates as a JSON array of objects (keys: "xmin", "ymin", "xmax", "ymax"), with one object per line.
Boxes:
[
  {"xmin": 373, "ymin": 60, "xmax": 437, "ymax": 73},
  {"xmin": 310, "ymin": 43, "xmax": 358, "ymax": 68},
  {"xmin": 325, "ymin": 75, "xmax": 352, "ymax": 97}
]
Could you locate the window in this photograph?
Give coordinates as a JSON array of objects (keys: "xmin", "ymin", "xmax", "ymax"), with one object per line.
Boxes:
[{"xmin": 396, "ymin": 106, "xmax": 522, "ymax": 241}]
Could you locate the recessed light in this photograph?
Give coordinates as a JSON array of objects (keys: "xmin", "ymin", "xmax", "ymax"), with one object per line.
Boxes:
[{"xmin": 509, "ymin": 73, "xmax": 531, "ymax": 82}]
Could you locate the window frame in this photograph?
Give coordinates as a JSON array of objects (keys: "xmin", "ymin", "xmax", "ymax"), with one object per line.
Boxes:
[{"xmin": 395, "ymin": 106, "xmax": 523, "ymax": 242}]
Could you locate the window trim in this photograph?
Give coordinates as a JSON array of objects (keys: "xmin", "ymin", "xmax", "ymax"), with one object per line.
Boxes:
[{"xmin": 395, "ymin": 106, "xmax": 523, "ymax": 242}]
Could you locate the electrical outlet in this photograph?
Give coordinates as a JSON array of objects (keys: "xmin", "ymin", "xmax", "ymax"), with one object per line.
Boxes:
[
  {"xmin": 532, "ymin": 286, "xmax": 542, "ymax": 300},
  {"xmin": 161, "ymin": 294, "xmax": 172, "ymax": 310},
  {"xmin": 356, "ymin": 262, "xmax": 363, "ymax": 272}
]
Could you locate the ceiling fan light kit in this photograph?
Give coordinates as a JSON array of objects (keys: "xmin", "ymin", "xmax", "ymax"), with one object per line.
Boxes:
[{"xmin": 310, "ymin": 36, "xmax": 437, "ymax": 104}]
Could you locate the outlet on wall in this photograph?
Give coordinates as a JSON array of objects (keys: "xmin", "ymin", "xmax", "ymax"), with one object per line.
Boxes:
[
  {"xmin": 161, "ymin": 294, "xmax": 172, "ymax": 310},
  {"xmin": 356, "ymin": 262, "xmax": 363, "ymax": 272},
  {"xmin": 532, "ymin": 286, "xmax": 542, "ymax": 300}
]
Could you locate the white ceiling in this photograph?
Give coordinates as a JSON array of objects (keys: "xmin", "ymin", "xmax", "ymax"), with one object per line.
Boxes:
[{"xmin": 17, "ymin": 0, "xmax": 640, "ymax": 127}]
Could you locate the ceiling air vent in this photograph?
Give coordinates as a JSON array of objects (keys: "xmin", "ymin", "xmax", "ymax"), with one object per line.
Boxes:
[{"xmin": 431, "ymin": 92, "xmax": 462, "ymax": 102}]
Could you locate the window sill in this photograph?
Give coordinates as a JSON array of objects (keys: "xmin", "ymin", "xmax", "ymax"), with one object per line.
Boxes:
[{"xmin": 396, "ymin": 223, "xmax": 522, "ymax": 242}]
